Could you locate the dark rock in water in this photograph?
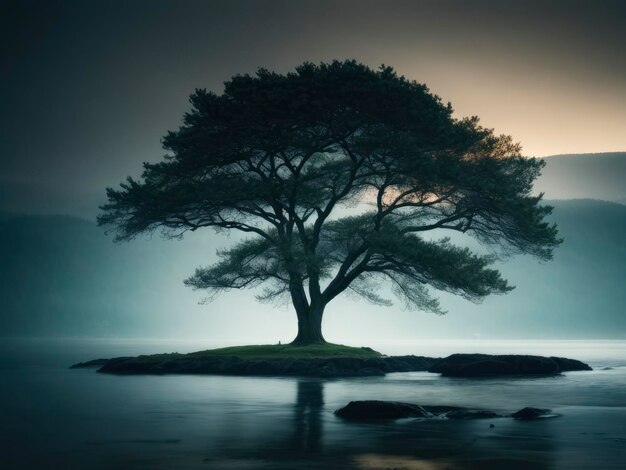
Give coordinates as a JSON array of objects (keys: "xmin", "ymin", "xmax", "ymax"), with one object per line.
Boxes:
[
  {"xmin": 428, "ymin": 353, "xmax": 591, "ymax": 377},
  {"xmin": 381, "ymin": 355, "xmax": 437, "ymax": 372},
  {"xmin": 334, "ymin": 401, "xmax": 431, "ymax": 420},
  {"xmin": 440, "ymin": 408, "xmax": 502, "ymax": 420},
  {"xmin": 550, "ymin": 356, "xmax": 593, "ymax": 372},
  {"xmin": 69, "ymin": 358, "xmax": 111, "ymax": 368},
  {"xmin": 418, "ymin": 405, "xmax": 501, "ymax": 419},
  {"xmin": 335, "ymin": 401, "xmax": 560, "ymax": 422},
  {"xmin": 334, "ymin": 401, "xmax": 505, "ymax": 421},
  {"xmin": 511, "ymin": 407, "xmax": 553, "ymax": 420}
]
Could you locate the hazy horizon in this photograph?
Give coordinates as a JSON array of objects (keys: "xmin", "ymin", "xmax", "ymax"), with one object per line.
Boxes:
[{"xmin": 1, "ymin": 1, "xmax": 624, "ymax": 343}]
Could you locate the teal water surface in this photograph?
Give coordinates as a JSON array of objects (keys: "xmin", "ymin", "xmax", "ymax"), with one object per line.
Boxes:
[{"xmin": 1, "ymin": 339, "xmax": 625, "ymax": 469}]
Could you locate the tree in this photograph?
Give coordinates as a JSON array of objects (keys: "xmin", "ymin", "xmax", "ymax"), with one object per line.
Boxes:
[{"xmin": 98, "ymin": 60, "xmax": 560, "ymax": 345}]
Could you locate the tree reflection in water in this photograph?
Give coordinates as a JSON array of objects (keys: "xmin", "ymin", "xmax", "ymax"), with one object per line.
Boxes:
[
  {"xmin": 202, "ymin": 377, "xmax": 558, "ymax": 469},
  {"xmin": 292, "ymin": 380, "xmax": 324, "ymax": 453}
]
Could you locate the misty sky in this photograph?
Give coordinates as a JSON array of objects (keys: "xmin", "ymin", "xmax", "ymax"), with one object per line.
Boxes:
[{"xmin": 1, "ymin": 0, "xmax": 625, "ymax": 218}]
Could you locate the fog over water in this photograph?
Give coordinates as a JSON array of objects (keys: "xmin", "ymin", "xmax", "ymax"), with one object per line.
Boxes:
[{"xmin": 3, "ymin": 190, "xmax": 625, "ymax": 342}]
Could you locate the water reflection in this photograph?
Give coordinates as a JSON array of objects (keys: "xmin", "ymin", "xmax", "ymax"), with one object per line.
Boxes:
[
  {"xmin": 293, "ymin": 380, "xmax": 324, "ymax": 453},
  {"xmin": 223, "ymin": 377, "xmax": 561, "ymax": 469}
]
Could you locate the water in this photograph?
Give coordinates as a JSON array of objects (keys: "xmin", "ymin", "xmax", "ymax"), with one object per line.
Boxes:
[{"xmin": 1, "ymin": 339, "xmax": 625, "ymax": 469}]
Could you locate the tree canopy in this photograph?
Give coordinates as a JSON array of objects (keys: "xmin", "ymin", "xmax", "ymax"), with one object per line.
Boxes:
[{"xmin": 99, "ymin": 60, "xmax": 560, "ymax": 344}]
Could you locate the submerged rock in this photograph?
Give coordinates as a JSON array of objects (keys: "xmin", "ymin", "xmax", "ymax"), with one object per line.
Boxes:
[
  {"xmin": 511, "ymin": 407, "xmax": 554, "ymax": 420},
  {"xmin": 334, "ymin": 401, "xmax": 431, "ymax": 420},
  {"xmin": 437, "ymin": 408, "xmax": 502, "ymax": 420},
  {"xmin": 428, "ymin": 353, "xmax": 591, "ymax": 377},
  {"xmin": 334, "ymin": 400, "xmax": 504, "ymax": 421},
  {"xmin": 69, "ymin": 358, "xmax": 111, "ymax": 368},
  {"xmin": 335, "ymin": 401, "xmax": 559, "ymax": 422}
]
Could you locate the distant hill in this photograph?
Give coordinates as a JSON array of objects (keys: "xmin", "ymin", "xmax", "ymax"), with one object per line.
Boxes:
[
  {"xmin": 1, "ymin": 199, "xmax": 625, "ymax": 339},
  {"xmin": 536, "ymin": 152, "xmax": 626, "ymax": 202},
  {"xmin": 328, "ymin": 198, "xmax": 626, "ymax": 341},
  {"xmin": 429, "ymin": 199, "xmax": 626, "ymax": 339},
  {"xmin": 0, "ymin": 213, "xmax": 219, "ymax": 337}
]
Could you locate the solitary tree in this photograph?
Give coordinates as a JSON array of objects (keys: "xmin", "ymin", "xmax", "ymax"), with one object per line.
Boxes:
[{"xmin": 99, "ymin": 61, "xmax": 560, "ymax": 345}]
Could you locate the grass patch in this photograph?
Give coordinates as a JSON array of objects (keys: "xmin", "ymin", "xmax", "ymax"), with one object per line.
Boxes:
[{"xmin": 184, "ymin": 343, "xmax": 382, "ymax": 360}]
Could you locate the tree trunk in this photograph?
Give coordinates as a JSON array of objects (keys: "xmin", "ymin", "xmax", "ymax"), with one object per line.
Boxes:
[
  {"xmin": 288, "ymin": 277, "xmax": 327, "ymax": 345},
  {"xmin": 291, "ymin": 303, "xmax": 326, "ymax": 345}
]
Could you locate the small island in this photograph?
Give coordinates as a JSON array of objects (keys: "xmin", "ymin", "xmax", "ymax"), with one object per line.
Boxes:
[{"xmin": 71, "ymin": 343, "xmax": 591, "ymax": 378}]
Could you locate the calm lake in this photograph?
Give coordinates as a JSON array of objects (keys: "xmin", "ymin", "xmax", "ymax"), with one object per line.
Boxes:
[{"xmin": 1, "ymin": 339, "xmax": 625, "ymax": 469}]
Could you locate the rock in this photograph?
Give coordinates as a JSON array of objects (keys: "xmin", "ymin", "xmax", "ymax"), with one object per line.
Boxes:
[
  {"xmin": 511, "ymin": 407, "xmax": 553, "ymax": 420},
  {"xmin": 71, "ymin": 352, "xmax": 590, "ymax": 378},
  {"xmin": 95, "ymin": 356, "xmax": 151, "ymax": 373},
  {"xmin": 69, "ymin": 358, "xmax": 111, "ymax": 368},
  {"xmin": 419, "ymin": 405, "xmax": 502, "ymax": 420},
  {"xmin": 440, "ymin": 408, "xmax": 502, "ymax": 420},
  {"xmin": 550, "ymin": 356, "xmax": 593, "ymax": 372},
  {"xmin": 334, "ymin": 401, "xmax": 431, "ymax": 420},
  {"xmin": 416, "ymin": 405, "xmax": 495, "ymax": 419},
  {"xmin": 94, "ymin": 356, "xmax": 392, "ymax": 377},
  {"xmin": 428, "ymin": 354, "xmax": 591, "ymax": 377},
  {"xmin": 381, "ymin": 355, "xmax": 437, "ymax": 372},
  {"xmin": 88, "ymin": 354, "xmax": 439, "ymax": 377},
  {"xmin": 334, "ymin": 401, "xmax": 504, "ymax": 421},
  {"xmin": 335, "ymin": 401, "xmax": 561, "ymax": 423}
]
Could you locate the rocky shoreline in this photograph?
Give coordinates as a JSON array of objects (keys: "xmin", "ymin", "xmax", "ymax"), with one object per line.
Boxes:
[{"xmin": 71, "ymin": 353, "xmax": 591, "ymax": 378}]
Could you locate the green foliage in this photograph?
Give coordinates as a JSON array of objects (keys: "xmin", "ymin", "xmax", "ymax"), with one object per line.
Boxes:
[
  {"xmin": 186, "ymin": 343, "xmax": 382, "ymax": 359},
  {"xmin": 108, "ymin": 343, "xmax": 381, "ymax": 362},
  {"xmin": 99, "ymin": 60, "xmax": 560, "ymax": 320}
]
